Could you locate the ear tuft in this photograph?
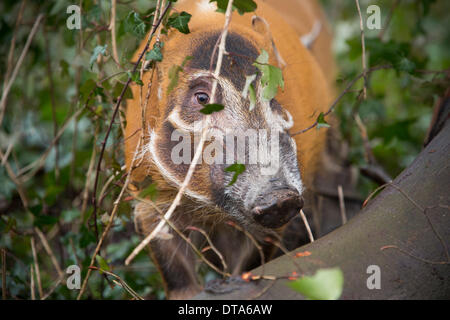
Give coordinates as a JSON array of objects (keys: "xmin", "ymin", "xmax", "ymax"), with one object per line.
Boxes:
[{"xmin": 251, "ymin": 16, "xmax": 286, "ymax": 68}]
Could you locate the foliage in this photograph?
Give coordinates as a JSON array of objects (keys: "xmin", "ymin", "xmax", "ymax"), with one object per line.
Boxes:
[{"xmin": 288, "ymin": 268, "xmax": 344, "ymax": 300}]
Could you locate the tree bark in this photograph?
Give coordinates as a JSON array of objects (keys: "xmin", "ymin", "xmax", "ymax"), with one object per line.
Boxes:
[{"xmin": 195, "ymin": 113, "xmax": 450, "ymax": 300}]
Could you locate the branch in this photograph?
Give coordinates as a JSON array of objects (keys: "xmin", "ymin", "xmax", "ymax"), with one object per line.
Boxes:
[
  {"xmin": 290, "ymin": 65, "xmax": 391, "ymax": 136},
  {"xmin": 90, "ymin": 2, "xmax": 172, "ymax": 240},
  {"xmin": 0, "ymin": 14, "xmax": 44, "ymax": 127},
  {"xmin": 125, "ymin": 0, "xmax": 236, "ymax": 266}
]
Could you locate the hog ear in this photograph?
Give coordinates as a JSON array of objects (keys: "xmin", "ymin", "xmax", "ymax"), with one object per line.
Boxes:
[
  {"xmin": 251, "ymin": 15, "xmax": 271, "ymax": 38},
  {"xmin": 251, "ymin": 16, "xmax": 286, "ymax": 68}
]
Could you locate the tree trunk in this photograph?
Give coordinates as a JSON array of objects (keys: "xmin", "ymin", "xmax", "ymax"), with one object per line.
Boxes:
[{"xmin": 195, "ymin": 108, "xmax": 450, "ymax": 300}]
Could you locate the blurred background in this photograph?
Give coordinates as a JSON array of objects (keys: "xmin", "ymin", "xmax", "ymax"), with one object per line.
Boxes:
[{"xmin": 0, "ymin": 0, "xmax": 449, "ymax": 299}]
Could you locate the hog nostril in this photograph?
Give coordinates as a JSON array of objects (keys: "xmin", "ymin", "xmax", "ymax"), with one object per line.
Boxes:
[{"xmin": 252, "ymin": 191, "xmax": 304, "ymax": 228}]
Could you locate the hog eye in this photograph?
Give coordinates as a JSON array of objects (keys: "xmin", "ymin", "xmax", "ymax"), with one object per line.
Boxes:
[{"xmin": 195, "ymin": 92, "xmax": 210, "ymax": 105}]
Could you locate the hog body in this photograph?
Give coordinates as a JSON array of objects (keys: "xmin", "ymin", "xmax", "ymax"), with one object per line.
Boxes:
[{"xmin": 125, "ymin": 0, "xmax": 336, "ymax": 299}]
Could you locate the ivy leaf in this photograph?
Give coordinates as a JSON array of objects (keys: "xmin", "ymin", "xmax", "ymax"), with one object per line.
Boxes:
[
  {"xmin": 146, "ymin": 42, "xmax": 164, "ymax": 62},
  {"xmin": 80, "ymin": 79, "xmax": 97, "ymax": 101},
  {"xmin": 288, "ymin": 268, "xmax": 344, "ymax": 300},
  {"xmin": 167, "ymin": 56, "xmax": 193, "ymax": 94},
  {"xmin": 89, "ymin": 44, "xmax": 107, "ymax": 70},
  {"xmin": 124, "ymin": 11, "xmax": 147, "ymax": 38},
  {"xmin": 211, "ymin": 0, "xmax": 257, "ymax": 15},
  {"xmin": 128, "ymin": 71, "xmax": 143, "ymax": 86},
  {"xmin": 139, "ymin": 183, "xmax": 158, "ymax": 201},
  {"xmin": 242, "ymin": 74, "xmax": 257, "ymax": 110},
  {"xmin": 316, "ymin": 112, "xmax": 330, "ymax": 129},
  {"xmin": 253, "ymin": 49, "xmax": 284, "ymax": 101},
  {"xmin": 225, "ymin": 163, "xmax": 246, "ymax": 186},
  {"xmin": 200, "ymin": 103, "xmax": 225, "ymax": 115},
  {"xmin": 248, "ymin": 84, "xmax": 256, "ymax": 111},
  {"xmin": 96, "ymin": 255, "xmax": 111, "ymax": 273},
  {"xmin": 167, "ymin": 11, "xmax": 192, "ymax": 34}
]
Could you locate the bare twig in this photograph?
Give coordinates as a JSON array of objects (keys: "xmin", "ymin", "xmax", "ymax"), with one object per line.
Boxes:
[
  {"xmin": 299, "ymin": 209, "xmax": 314, "ymax": 243},
  {"xmin": 355, "ymin": 0, "xmax": 367, "ymax": 99},
  {"xmin": 136, "ymin": 197, "xmax": 231, "ymax": 277},
  {"xmin": 187, "ymin": 226, "xmax": 228, "ymax": 274},
  {"xmin": 30, "ymin": 265, "xmax": 35, "ymax": 300},
  {"xmin": 34, "ymin": 227, "xmax": 64, "ymax": 278},
  {"xmin": 337, "ymin": 185, "xmax": 347, "ymax": 225},
  {"xmin": 126, "ymin": 0, "xmax": 235, "ymax": 266},
  {"xmin": 43, "ymin": 26, "xmax": 60, "ymax": 179},
  {"xmin": 88, "ymin": 266, "xmax": 144, "ymax": 300},
  {"xmin": 109, "ymin": 0, "xmax": 120, "ymax": 65},
  {"xmin": 30, "ymin": 238, "xmax": 43, "ymax": 299},
  {"xmin": 290, "ymin": 65, "xmax": 391, "ymax": 136},
  {"xmin": 226, "ymin": 221, "xmax": 266, "ymax": 276},
  {"xmin": 1, "ymin": 248, "xmax": 6, "ymax": 300},
  {"xmin": 0, "ymin": 14, "xmax": 44, "ymax": 127},
  {"xmin": 90, "ymin": 1, "xmax": 172, "ymax": 241},
  {"xmin": 76, "ymin": 139, "xmax": 144, "ymax": 299},
  {"xmin": 380, "ymin": 245, "xmax": 449, "ymax": 265},
  {"xmin": 41, "ymin": 275, "xmax": 64, "ymax": 300},
  {"xmin": 378, "ymin": 0, "xmax": 401, "ymax": 40}
]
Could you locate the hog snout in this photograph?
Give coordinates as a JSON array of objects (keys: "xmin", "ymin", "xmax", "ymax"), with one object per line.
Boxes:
[{"xmin": 251, "ymin": 189, "xmax": 304, "ymax": 228}]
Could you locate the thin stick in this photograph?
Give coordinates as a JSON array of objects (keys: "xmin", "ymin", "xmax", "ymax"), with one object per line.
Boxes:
[
  {"xmin": 41, "ymin": 275, "xmax": 63, "ymax": 300},
  {"xmin": 30, "ymin": 238, "xmax": 43, "ymax": 299},
  {"xmin": 30, "ymin": 265, "xmax": 35, "ymax": 300},
  {"xmin": 380, "ymin": 245, "xmax": 449, "ymax": 265},
  {"xmin": 3, "ymin": 0, "xmax": 26, "ymax": 91},
  {"xmin": 187, "ymin": 226, "xmax": 228, "ymax": 274},
  {"xmin": 0, "ymin": 14, "xmax": 44, "ymax": 127},
  {"xmin": 337, "ymin": 185, "xmax": 347, "ymax": 225},
  {"xmin": 109, "ymin": 0, "xmax": 120, "ymax": 65},
  {"xmin": 125, "ymin": 0, "xmax": 235, "ymax": 266},
  {"xmin": 77, "ymin": 138, "xmax": 144, "ymax": 299},
  {"xmin": 1, "ymin": 248, "xmax": 6, "ymax": 300},
  {"xmin": 226, "ymin": 221, "xmax": 266, "ymax": 276},
  {"xmin": 355, "ymin": 0, "xmax": 367, "ymax": 99},
  {"xmin": 299, "ymin": 209, "xmax": 314, "ymax": 243},
  {"xmin": 290, "ymin": 65, "xmax": 391, "ymax": 136},
  {"xmin": 34, "ymin": 227, "xmax": 64, "ymax": 278},
  {"xmin": 136, "ymin": 197, "xmax": 231, "ymax": 277},
  {"xmin": 378, "ymin": 0, "xmax": 401, "ymax": 40},
  {"xmin": 88, "ymin": 266, "xmax": 144, "ymax": 300},
  {"xmin": 90, "ymin": 1, "xmax": 172, "ymax": 241}
]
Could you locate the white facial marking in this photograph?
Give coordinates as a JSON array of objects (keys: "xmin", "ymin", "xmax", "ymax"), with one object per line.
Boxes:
[
  {"xmin": 147, "ymin": 129, "xmax": 211, "ymax": 203},
  {"xmin": 196, "ymin": 0, "xmax": 217, "ymax": 13}
]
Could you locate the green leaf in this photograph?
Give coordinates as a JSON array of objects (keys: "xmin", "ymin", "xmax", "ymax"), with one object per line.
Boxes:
[
  {"xmin": 225, "ymin": 163, "xmax": 246, "ymax": 186},
  {"xmin": 128, "ymin": 71, "xmax": 143, "ymax": 86},
  {"xmin": 89, "ymin": 45, "xmax": 107, "ymax": 70},
  {"xmin": 124, "ymin": 11, "xmax": 147, "ymax": 38},
  {"xmin": 96, "ymin": 255, "xmax": 111, "ymax": 272},
  {"xmin": 316, "ymin": 112, "xmax": 330, "ymax": 129},
  {"xmin": 248, "ymin": 84, "xmax": 256, "ymax": 111},
  {"xmin": 61, "ymin": 209, "xmax": 81, "ymax": 223},
  {"xmin": 113, "ymin": 82, "xmax": 133, "ymax": 100},
  {"xmin": 167, "ymin": 56, "xmax": 193, "ymax": 94},
  {"xmin": 139, "ymin": 183, "xmax": 158, "ymax": 201},
  {"xmin": 211, "ymin": 0, "xmax": 257, "ymax": 14},
  {"xmin": 167, "ymin": 11, "xmax": 192, "ymax": 34},
  {"xmin": 146, "ymin": 42, "xmax": 164, "ymax": 62},
  {"xmin": 79, "ymin": 225, "xmax": 96, "ymax": 248},
  {"xmin": 288, "ymin": 268, "xmax": 344, "ymax": 300},
  {"xmin": 167, "ymin": 65, "xmax": 183, "ymax": 95},
  {"xmin": 253, "ymin": 49, "xmax": 284, "ymax": 101},
  {"xmin": 80, "ymin": 79, "xmax": 97, "ymax": 100},
  {"xmin": 199, "ymin": 103, "xmax": 225, "ymax": 114},
  {"xmin": 33, "ymin": 215, "xmax": 58, "ymax": 227}
]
